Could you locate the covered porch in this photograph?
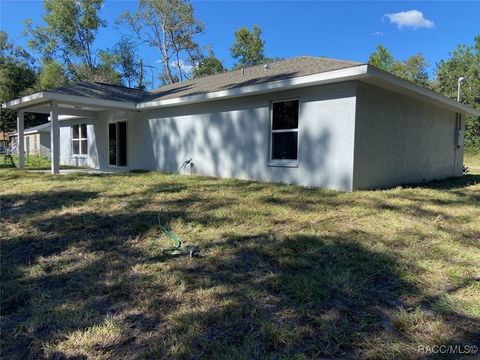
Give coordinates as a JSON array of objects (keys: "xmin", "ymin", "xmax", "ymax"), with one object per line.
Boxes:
[{"xmin": 1, "ymin": 83, "xmax": 141, "ymax": 174}]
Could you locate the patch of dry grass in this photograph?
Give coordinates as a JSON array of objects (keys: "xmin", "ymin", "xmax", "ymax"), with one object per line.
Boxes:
[{"xmin": 1, "ymin": 169, "xmax": 479, "ymax": 359}]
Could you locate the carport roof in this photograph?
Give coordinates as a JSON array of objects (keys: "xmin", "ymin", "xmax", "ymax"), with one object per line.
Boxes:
[{"xmin": 47, "ymin": 82, "xmax": 149, "ymax": 103}]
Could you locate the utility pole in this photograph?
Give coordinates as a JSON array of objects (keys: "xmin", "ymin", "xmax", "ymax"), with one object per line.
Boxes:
[{"xmin": 137, "ymin": 59, "xmax": 145, "ymax": 90}]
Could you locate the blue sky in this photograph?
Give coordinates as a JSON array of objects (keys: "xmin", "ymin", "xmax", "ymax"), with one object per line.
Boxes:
[{"xmin": 1, "ymin": 0, "xmax": 479, "ymax": 87}]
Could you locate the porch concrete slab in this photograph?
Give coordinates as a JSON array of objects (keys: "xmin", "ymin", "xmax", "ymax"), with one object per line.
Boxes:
[{"xmin": 29, "ymin": 168, "xmax": 128, "ymax": 175}]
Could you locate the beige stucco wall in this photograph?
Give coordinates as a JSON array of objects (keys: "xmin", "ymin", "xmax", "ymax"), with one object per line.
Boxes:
[
  {"xmin": 353, "ymin": 82, "xmax": 464, "ymax": 189},
  {"xmin": 13, "ymin": 131, "xmax": 51, "ymax": 157},
  {"xmin": 24, "ymin": 133, "xmax": 40, "ymax": 155}
]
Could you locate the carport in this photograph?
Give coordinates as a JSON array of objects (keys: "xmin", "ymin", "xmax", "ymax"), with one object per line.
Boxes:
[{"xmin": 1, "ymin": 83, "xmax": 140, "ymax": 173}]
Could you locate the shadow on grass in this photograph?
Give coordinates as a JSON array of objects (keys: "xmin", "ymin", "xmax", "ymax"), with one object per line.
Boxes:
[
  {"xmin": 160, "ymin": 233, "xmax": 411, "ymax": 358},
  {"xmin": 1, "ymin": 175, "xmax": 479, "ymax": 359},
  {"xmin": 420, "ymin": 174, "xmax": 480, "ymax": 190},
  {"xmin": 1, "ymin": 190, "xmax": 99, "ymax": 218}
]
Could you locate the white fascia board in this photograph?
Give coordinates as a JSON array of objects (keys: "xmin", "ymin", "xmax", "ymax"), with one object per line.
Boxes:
[
  {"xmin": 366, "ymin": 66, "xmax": 480, "ymax": 117},
  {"xmin": 137, "ymin": 65, "xmax": 369, "ymax": 109},
  {"xmin": 12, "ymin": 127, "xmax": 49, "ymax": 136},
  {"xmin": 46, "ymin": 115, "xmax": 92, "ymax": 121},
  {"xmin": 2, "ymin": 91, "xmax": 136, "ymax": 111},
  {"xmin": 2, "ymin": 92, "xmax": 46, "ymax": 109},
  {"xmin": 23, "ymin": 130, "xmax": 42, "ymax": 135}
]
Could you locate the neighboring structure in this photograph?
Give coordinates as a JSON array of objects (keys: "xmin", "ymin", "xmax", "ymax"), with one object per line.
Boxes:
[
  {"xmin": 2, "ymin": 57, "xmax": 478, "ymax": 190},
  {"xmin": 9, "ymin": 123, "xmax": 51, "ymax": 159},
  {"xmin": 0, "ymin": 131, "xmax": 10, "ymax": 153}
]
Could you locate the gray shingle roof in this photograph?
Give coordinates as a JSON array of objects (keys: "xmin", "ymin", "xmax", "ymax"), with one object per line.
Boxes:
[
  {"xmin": 46, "ymin": 82, "xmax": 149, "ymax": 103},
  {"xmin": 24, "ymin": 122, "xmax": 51, "ymax": 132},
  {"xmin": 11, "ymin": 122, "xmax": 50, "ymax": 136},
  {"xmin": 146, "ymin": 56, "xmax": 362, "ymax": 102},
  {"xmin": 44, "ymin": 57, "xmax": 362, "ymax": 104}
]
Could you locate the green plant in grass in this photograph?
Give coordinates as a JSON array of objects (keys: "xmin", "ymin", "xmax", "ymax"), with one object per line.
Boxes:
[{"xmin": 0, "ymin": 154, "xmax": 50, "ymax": 169}]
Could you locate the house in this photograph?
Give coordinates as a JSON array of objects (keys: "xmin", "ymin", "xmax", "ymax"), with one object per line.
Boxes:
[
  {"xmin": 2, "ymin": 57, "xmax": 478, "ymax": 190},
  {"xmin": 9, "ymin": 123, "xmax": 51, "ymax": 158},
  {"xmin": 0, "ymin": 131, "xmax": 11, "ymax": 153}
]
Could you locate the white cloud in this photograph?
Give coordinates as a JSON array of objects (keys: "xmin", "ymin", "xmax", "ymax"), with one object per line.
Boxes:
[
  {"xmin": 170, "ymin": 59, "xmax": 193, "ymax": 73},
  {"xmin": 383, "ymin": 10, "xmax": 434, "ymax": 30},
  {"xmin": 372, "ymin": 31, "xmax": 384, "ymax": 37}
]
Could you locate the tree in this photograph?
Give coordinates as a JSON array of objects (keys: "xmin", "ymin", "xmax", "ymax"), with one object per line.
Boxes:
[
  {"xmin": 368, "ymin": 45, "xmax": 395, "ymax": 71},
  {"xmin": 95, "ymin": 50, "xmax": 123, "ymax": 85},
  {"xmin": 118, "ymin": 0, "xmax": 203, "ymax": 84},
  {"xmin": 434, "ymin": 35, "xmax": 480, "ymax": 153},
  {"xmin": 399, "ymin": 54, "xmax": 429, "ymax": 86},
  {"xmin": 114, "ymin": 37, "xmax": 139, "ymax": 87},
  {"xmin": 192, "ymin": 49, "xmax": 225, "ymax": 78},
  {"xmin": 0, "ymin": 31, "xmax": 41, "ymax": 133},
  {"xmin": 230, "ymin": 24, "xmax": 265, "ymax": 69},
  {"xmin": 24, "ymin": 0, "xmax": 107, "ymax": 81},
  {"xmin": 368, "ymin": 45, "xmax": 429, "ymax": 87},
  {"xmin": 36, "ymin": 60, "xmax": 68, "ymax": 90}
]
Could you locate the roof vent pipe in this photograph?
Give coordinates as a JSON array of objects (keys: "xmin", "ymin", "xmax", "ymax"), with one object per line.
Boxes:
[
  {"xmin": 264, "ymin": 62, "xmax": 269, "ymax": 71},
  {"xmin": 241, "ymin": 68, "xmax": 245, "ymax": 76}
]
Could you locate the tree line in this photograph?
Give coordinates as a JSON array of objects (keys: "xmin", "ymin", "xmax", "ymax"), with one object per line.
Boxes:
[
  {"xmin": 0, "ymin": 0, "xmax": 478, "ymax": 153},
  {"xmin": 0, "ymin": 0, "xmax": 271, "ymax": 132}
]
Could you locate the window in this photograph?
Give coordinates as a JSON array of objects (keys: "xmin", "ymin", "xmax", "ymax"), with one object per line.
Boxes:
[
  {"xmin": 72, "ymin": 124, "xmax": 87, "ymax": 156},
  {"xmin": 270, "ymin": 99, "xmax": 299, "ymax": 164}
]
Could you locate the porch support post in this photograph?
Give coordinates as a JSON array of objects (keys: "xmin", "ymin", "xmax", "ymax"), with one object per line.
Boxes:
[
  {"xmin": 50, "ymin": 101, "xmax": 60, "ymax": 174},
  {"xmin": 17, "ymin": 110, "xmax": 25, "ymax": 169}
]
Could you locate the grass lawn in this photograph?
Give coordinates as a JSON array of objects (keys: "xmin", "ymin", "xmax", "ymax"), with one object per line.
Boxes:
[
  {"xmin": 1, "ymin": 168, "xmax": 479, "ymax": 359},
  {"xmin": 0, "ymin": 154, "xmax": 51, "ymax": 169},
  {"xmin": 465, "ymin": 152, "xmax": 480, "ymax": 171},
  {"xmin": 0, "ymin": 154, "xmax": 85, "ymax": 171}
]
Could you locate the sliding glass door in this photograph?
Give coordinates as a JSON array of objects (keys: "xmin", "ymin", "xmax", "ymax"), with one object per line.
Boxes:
[{"xmin": 108, "ymin": 121, "xmax": 127, "ymax": 167}]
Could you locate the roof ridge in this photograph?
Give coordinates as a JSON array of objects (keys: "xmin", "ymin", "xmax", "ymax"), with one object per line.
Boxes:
[
  {"xmin": 294, "ymin": 55, "xmax": 360, "ymax": 63},
  {"xmin": 48, "ymin": 81, "xmax": 148, "ymax": 92},
  {"xmin": 91, "ymin": 82, "xmax": 147, "ymax": 92}
]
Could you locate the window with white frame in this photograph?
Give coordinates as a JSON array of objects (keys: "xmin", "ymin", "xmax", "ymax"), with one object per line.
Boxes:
[
  {"xmin": 72, "ymin": 124, "xmax": 88, "ymax": 156},
  {"xmin": 270, "ymin": 99, "xmax": 299, "ymax": 163}
]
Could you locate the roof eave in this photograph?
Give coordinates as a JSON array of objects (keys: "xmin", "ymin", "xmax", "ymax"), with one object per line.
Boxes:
[
  {"xmin": 2, "ymin": 91, "xmax": 137, "ymax": 111},
  {"xmin": 137, "ymin": 64, "xmax": 479, "ymax": 117},
  {"xmin": 2, "ymin": 92, "xmax": 46, "ymax": 110},
  {"xmin": 364, "ymin": 65, "xmax": 480, "ymax": 117},
  {"xmin": 137, "ymin": 65, "xmax": 370, "ymax": 110}
]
